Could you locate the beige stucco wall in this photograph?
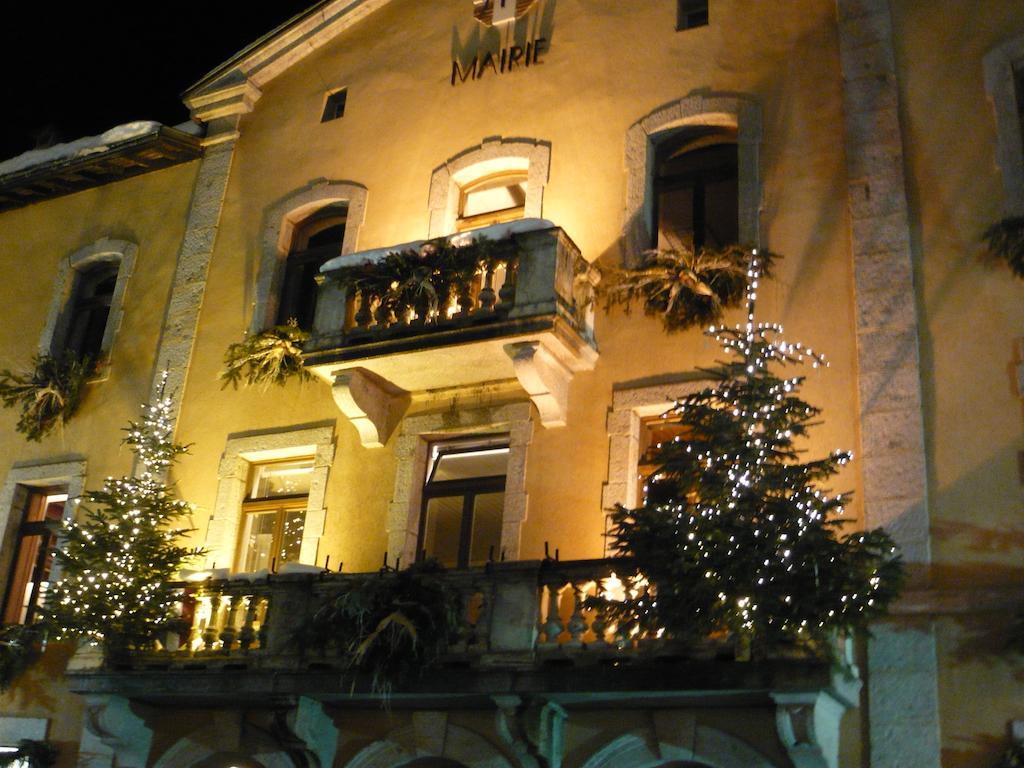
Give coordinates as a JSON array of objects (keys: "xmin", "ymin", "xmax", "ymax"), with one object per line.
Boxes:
[
  {"xmin": 0, "ymin": 162, "xmax": 199, "ymax": 757},
  {"xmin": 890, "ymin": 2, "xmax": 1024, "ymax": 765},
  {"xmin": 174, "ymin": 0, "xmax": 862, "ymax": 574}
]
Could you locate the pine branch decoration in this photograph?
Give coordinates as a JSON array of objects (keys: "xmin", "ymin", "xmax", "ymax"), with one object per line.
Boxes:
[
  {"xmin": 0, "ymin": 354, "xmax": 90, "ymax": 441},
  {"xmin": 598, "ymin": 245, "xmax": 776, "ymax": 332},
  {"xmin": 984, "ymin": 217, "xmax": 1024, "ymax": 278},
  {"xmin": 221, "ymin": 320, "xmax": 313, "ymax": 389}
]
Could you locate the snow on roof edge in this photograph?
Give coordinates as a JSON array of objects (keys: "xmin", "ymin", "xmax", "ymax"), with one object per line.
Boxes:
[{"xmin": 0, "ymin": 121, "xmax": 165, "ymax": 180}]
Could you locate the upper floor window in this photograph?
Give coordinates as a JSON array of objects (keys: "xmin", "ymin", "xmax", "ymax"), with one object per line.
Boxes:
[
  {"xmin": 654, "ymin": 128, "xmax": 738, "ymax": 252},
  {"xmin": 418, "ymin": 437, "xmax": 508, "ymax": 568},
  {"xmin": 236, "ymin": 458, "xmax": 314, "ymax": 573},
  {"xmin": 984, "ymin": 35, "xmax": 1024, "ymax": 212},
  {"xmin": 2, "ymin": 487, "xmax": 65, "ymax": 624},
  {"xmin": 457, "ymin": 172, "xmax": 528, "ymax": 231},
  {"xmin": 677, "ymin": 0, "xmax": 709, "ymax": 30},
  {"xmin": 277, "ymin": 206, "xmax": 347, "ymax": 330},
  {"xmin": 64, "ymin": 262, "xmax": 118, "ymax": 363}
]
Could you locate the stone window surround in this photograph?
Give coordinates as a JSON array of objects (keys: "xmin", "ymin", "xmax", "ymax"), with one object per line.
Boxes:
[
  {"xmin": 253, "ymin": 180, "xmax": 368, "ymax": 333},
  {"xmin": 38, "ymin": 238, "xmax": 138, "ymax": 370},
  {"xmin": 0, "ymin": 458, "xmax": 88, "ymax": 590},
  {"xmin": 984, "ymin": 33, "xmax": 1024, "ymax": 213},
  {"xmin": 427, "ymin": 137, "xmax": 552, "ymax": 238},
  {"xmin": 624, "ymin": 94, "xmax": 761, "ymax": 266},
  {"xmin": 601, "ymin": 378, "xmax": 708, "ymax": 525},
  {"xmin": 204, "ymin": 425, "xmax": 335, "ymax": 570},
  {"xmin": 387, "ymin": 402, "xmax": 532, "ymax": 566}
]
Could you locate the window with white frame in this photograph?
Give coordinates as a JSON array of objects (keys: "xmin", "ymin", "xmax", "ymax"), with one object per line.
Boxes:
[
  {"xmin": 236, "ymin": 458, "xmax": 315, "ymax": 573},
  {"xmin": 204, "ymin": 426, "xmax": 334, "ymax": 573},
  {"xmin": 427, "ymin": 137, "xmax": 550, "ymax": 238}
]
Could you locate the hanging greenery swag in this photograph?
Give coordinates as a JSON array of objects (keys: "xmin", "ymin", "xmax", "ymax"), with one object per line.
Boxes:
[
  {"xmin": 221, "ymin": 320, "xmax": 313, "ymax": 389},
  {"xmin": 295, "ymin": 560, "xmax": 463, "ymax": 697},
  {"xmin": 597, "ymin": 245, "xmax": 776, "ymax": 332},
  {"xmin": 0, "ymin": 623, "xmax": 45, "ymax": 692},
  {"xmin": 0, "ymin": 354, "xmax": 90, "ymax": 441},
  {"xmin": 327, "ymin": 236, "xmax": 521, "ymax": 324},
  {"xmin": 984, "ymin": 217, "xmax": 1024, "ymax": 278}
]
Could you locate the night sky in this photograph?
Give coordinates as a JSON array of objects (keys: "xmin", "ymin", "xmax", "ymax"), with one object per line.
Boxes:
[{"xmin": 0, "ymin": 2, "xmax": 316, "ymax": 161}]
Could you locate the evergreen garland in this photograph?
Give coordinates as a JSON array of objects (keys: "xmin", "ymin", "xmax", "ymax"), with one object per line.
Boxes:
[
  {"xmin": 328, "ymin": 236, "xmax": 519, "ymax": 324},
  {"xmin": 595, "ymin": 252, "xmax": 903, "ymax": 657},
  {"xmin": 984, "ymin": 217, "xmax": 1024, "ymax": 278},
  {"xmin": 0, "ymin": 624, "xmax": 45, "ymax": 691},
  {"xmin": 0, "ymin": 354, "xmax": 90, "ymax": 441},
  {"xmin": 598, "ymin": 245, "xmax": 776, "ymax": 332},
  {"xmin": 44, "ymin": 373, "xmax": 202, "ymax": 658},
  {"xmin": 221, "ymin": 320, "xmax": 313, "ymax": 389},
  {"xmin": 296, "ymin": 560, "xmax": 463, "ymax": 696}
]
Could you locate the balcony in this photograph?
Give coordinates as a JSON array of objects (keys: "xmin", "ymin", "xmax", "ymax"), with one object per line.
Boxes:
[
  {"xmin": 303, "ymin": 220, "xmax": 598, "ymax": 446},
  {"xmin": 66, "ymin": 558, "xmax": 858, "ymax": 711}
]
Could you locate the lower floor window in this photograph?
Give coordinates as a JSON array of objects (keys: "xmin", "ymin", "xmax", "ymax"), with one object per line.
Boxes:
[
  {"xmin": 235, "ymin": 458, "xmax": 313, "ymax": 572},
  {"xmin": 2, "ymin": 488, "xmax": 66, "ymax": 624},
  {"xmin": 419, "ymin": 438, "xmax": 508, "ymax": 569}
]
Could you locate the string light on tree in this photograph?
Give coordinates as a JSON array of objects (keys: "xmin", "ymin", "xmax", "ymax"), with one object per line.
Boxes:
[
  {"xmin": 599, "ymin": 250, "xmax": 903, "ymax": 656},
  {"xmin": 45, "ymin": 371, "xmax": 202, "ymax": 656}
]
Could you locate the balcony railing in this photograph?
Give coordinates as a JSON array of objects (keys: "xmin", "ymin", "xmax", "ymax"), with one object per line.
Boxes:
[{"xmin": 90, "ymin": 559, "xmax": 845, "ymax": 673}]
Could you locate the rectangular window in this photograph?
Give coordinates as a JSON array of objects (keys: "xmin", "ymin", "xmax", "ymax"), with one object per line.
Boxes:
[
  {"xmin": 636, "ymin": 416, "xmax": 692, "ymax": 507},
  {"xmin": 2, "ymin": 488, "xmax": 66, "ymax": 624},
  {"xmin": 677, "ymin": 0, "xmax": 709, "ymax": 30},
  {"xmin": 321, "ymin": 88, "xmax": 347, "ymax": 122},
  {"xmin": 236, "ymin": 459, "xmax": 313, "ymax": 572},
  {"xmin": 418, "ymin": 438, "xmax": 508, "ymax": 568}
]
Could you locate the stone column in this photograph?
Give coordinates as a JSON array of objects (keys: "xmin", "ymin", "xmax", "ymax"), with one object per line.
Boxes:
[
  {"xmin": 834, "ymin": 1, "xmax": 941, "ymax": 766},
  {"xmin": 150, "ymin": 129, "xmax": 237, "ymax": 415}
]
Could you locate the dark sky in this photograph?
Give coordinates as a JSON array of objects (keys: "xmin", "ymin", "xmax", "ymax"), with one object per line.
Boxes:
[{"xmin": 0, "ymin": 2, "xmax": 316, "ymax": 161}]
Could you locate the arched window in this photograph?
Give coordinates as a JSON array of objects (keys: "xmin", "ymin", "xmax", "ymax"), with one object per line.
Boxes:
[
  {"xmin": 276, "ymin": 205, "xmax": 347, "ymax": 329},
  {"xmin": 457, "ymin": 171, "xmax": 528, "ymax": 231},
  {"xmin": 653, "ymin": 127, "xmax": 738, "ymax": 252},
  {"xmin": 64, "ymin": 261, "xmax": 119, "ymax": 362}
]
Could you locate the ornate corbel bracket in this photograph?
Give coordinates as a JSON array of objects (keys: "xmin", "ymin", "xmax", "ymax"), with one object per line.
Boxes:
[
  {"xmin": 493, "ymin": 695, "xmax": 567, "ymax": 768},
  {"xmin": 771, "ymin": 691, "xmax": 851, "ymax": 768},
  {"xmin": 504, "ymin": 341, "xmax": 572, "ymax": 428},
  {"xmin": 79, "ymin": 695, "xmax": 153, "ymax": 768},
  {"xmin": 331, "ymin": 368, "xmax": 410, "ymax": 448}
]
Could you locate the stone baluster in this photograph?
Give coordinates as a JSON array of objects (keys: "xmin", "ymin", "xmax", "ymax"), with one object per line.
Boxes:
[
  {"xmin": 257, "ymin": 596, "xmax": 271, "ymax": 649},
  {"xmin": 373, "ymin": 297, "xmax": 392, "ymax": 328},
  {"xmin": 354, "ymin": 291, "xmax": 373, "ymax": 330},
  {"xmin": 496, "ymin": 260, "xmax": 517, "ymax": 313},
  {"xmin": 540, "ymin": 581, "xmax": 565, "ymax": 646},
  {"xmin": 186, "ymin": 595, "xmax": 204, "ymax": 654},
  {"xmin": 202, "ymin": 591, "xmax": 223, "ymax": 651},
  {"xmin": 238, "ymin": 595, "xmax": 258, "ymax": 653},
  {"xmin": 457, "ymin": 280, "xmax": 474, "ymax": 318},
  {"xmin": 590, "ymin": 608, "xmax": 608, "ymax": 649},
  {"xmin": 219, "ymin": 594, "xmax": 240, "ymax": 653},
  {"xmin": 565, "ymin": 583, "xmax": 588, "ymax": 648},
  {"xmin": 478, "ymin": 267, "xmax": 497, "ymax": 312}
]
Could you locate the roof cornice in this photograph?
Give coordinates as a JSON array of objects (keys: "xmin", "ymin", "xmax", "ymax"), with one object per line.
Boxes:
[{"xmin": 183, "ymin": 0, "xmax": 394, "ymax": 124}]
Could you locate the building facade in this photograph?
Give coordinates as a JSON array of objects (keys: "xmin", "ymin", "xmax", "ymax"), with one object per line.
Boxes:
[{"xmin": 0, "ymin": 1, "xmax": 1022, "ymax": 767}]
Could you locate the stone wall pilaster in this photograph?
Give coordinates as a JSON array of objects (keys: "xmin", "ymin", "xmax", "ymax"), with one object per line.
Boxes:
[{"xmin": 835, "ymin": 1, "xmax": 941, "ymax": 765}]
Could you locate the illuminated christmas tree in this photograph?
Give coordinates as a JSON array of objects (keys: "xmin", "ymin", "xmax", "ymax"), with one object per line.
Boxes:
[
  {"xmin": 45, "ymin": 373, "xmax": 200, "ymax": 656},
  {"xmin": 602, "ymin": 252, "xmax": 903, "ymax": 656}
]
